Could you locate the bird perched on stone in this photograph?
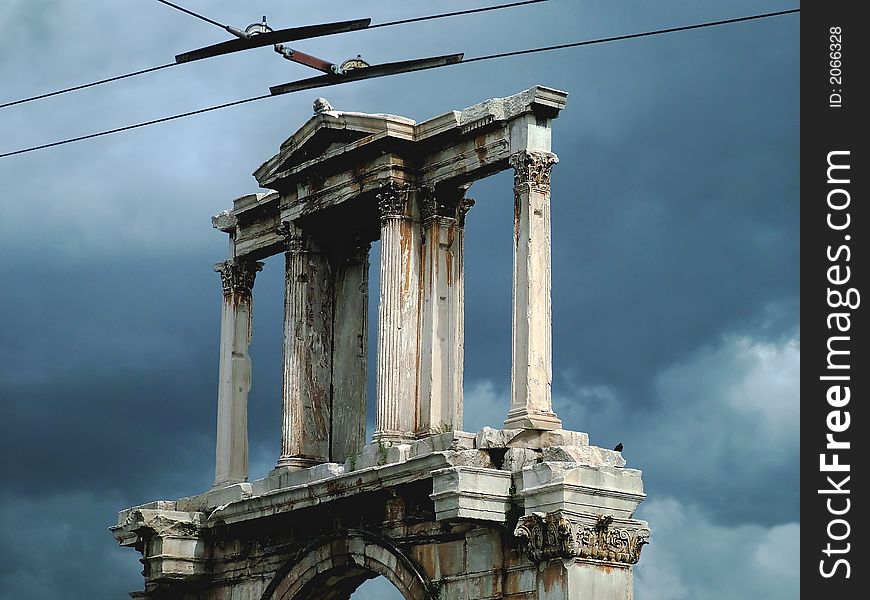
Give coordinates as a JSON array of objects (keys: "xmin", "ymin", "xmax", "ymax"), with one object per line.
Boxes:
[{"xmin": 613, "ymin": 442, "xmax": 623, "ymax": 452}]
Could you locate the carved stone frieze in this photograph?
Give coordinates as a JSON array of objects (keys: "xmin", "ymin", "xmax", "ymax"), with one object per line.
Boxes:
[
  {"xmin": 376, "ymin": 181, "xmax": 412, "ymax": 221},
  {"xmin": 510, "ymin": 150, "xmax": 559, "ymax": 191},
  {"xmin": 514, "ymin": 511, "xmax": 649, "ymax": 565},
  {"xmin": 214, "ymin": 260, "xmax": 264, "ymax": 295}
]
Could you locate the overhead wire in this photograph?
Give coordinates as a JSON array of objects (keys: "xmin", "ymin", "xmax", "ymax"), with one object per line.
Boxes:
[
  {"xmin": 462, "ymin": 7, "xmax": 801, "ymax": 64},
  {"xmin": 0, "ymin": 8, "xmax": 800, "ymax": 159},
  {"xmin": 155, "ymin": 0, "xmax": 226, "ymax": 30},
  {"xmin": 0, "ymin": 0, "xmax": 550, "ymax": 110}
]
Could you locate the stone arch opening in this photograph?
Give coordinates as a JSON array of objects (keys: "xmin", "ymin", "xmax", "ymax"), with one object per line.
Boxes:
[{"xmin": 262, "ymin": 531, "xmax": 430, "ymax": 600}]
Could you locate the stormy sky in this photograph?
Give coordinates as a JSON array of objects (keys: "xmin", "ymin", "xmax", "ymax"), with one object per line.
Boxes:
[{"xmin": 0, "ymin": 1, "xmax": 799, "ymax": 599}]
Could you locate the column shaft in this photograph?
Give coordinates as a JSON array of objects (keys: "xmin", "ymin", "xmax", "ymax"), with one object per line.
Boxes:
[
  {"xmin": 330, "ymin": 243, "xmax": 370, "ymax": 462},
  {"xmin": 418, "ymin": 192, "xmax": 472, "ymax": 435},
  {"xmin": 375, "ymin": 182, "xmax": 421, "ymax": 443},
  {"xmin": 507, "ymin": 150, "xmax": 562, "ymax": 430},
  {"xmin": 278, "ymin": 223, "xmax": 333, "ymax": 468},
  {"xmin": 213, "ymin": 259, "xmax": 262, "ymax": 487}
]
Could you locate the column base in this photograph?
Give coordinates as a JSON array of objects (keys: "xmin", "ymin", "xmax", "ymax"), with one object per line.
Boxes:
[
  {"xmin": 211, "ymin": 477, "xmax": 247, "ymax": 490},
  {"xmin": 373, "ymin": 430, "xmax": 417, "ymax": 445},
  {"xmin": 274, "ymin": 456, "xmax": 320, "ymax": 471},
  {"xmin": 504, "ymin": 409, "xmax": 562, "ymax": 431}
]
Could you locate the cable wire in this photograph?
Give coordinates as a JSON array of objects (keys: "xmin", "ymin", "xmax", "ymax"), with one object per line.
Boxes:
[
  {"xmin": 369, "ymin": 0, "xmax": 548, "ymax": 30},
  {"xmin": 0, "ymin": 0, "xmax": 551, "ymax": 110},
  {"xmin": 0, "ymin": 8, "xmax": 799, "ymax": 159},
  {"xmin": 155, "ymin": 0, "xmax": 225, "ymax": 30},
  {"xmin": 463, "ymin": 7, "xmax": 801, "ymax": 64},
  {"xmin": 0, "ymin": 95, "xmax": 270, "ymax": 158},
  {"xmin": 0, "ymin": 63, "xmax": 177, "ymax": 110}
]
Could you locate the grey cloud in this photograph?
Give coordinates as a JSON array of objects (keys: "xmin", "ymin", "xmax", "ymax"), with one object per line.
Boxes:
[{"xmin": 0, "ymin": 1, "xmax": 798, "ymax": 598}]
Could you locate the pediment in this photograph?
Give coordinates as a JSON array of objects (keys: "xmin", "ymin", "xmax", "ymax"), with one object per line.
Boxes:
[{"xmin": 254, "ymin": 110, "xmax": 417, "ymax": 190}]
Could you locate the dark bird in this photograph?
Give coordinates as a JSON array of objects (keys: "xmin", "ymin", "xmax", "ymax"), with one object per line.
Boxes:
[{"xmin": 613, "ymin": 443, "xmax": 623, "ymax": 452}]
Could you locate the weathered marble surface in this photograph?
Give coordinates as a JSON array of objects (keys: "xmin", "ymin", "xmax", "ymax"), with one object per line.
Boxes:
[
  {"xmin": 113, "ymin": 428, "xmax": 648, "ymax": 600},
  {"xmin": 114, "ymin": 87, "xmax": 650, "ymax": 600}
]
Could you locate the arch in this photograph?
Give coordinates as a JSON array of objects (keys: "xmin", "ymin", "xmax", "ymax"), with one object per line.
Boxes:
[{"xmin": 261, "ymin": 530, "xmax": 433, "ymax": 600}]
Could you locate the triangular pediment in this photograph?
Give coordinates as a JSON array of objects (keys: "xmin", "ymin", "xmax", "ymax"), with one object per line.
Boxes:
[{"xmin": 254, "ymin": 110, "xmax": 417, "ymax": 190}]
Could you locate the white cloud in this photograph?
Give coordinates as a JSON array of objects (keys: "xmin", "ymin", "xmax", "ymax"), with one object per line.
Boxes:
[
  {"xmin": 551, "ymin": 330, "xmax": 800, "ymax": 521},
  {"xmin": 655, "ymin": 334, "xmax": 800, "ymax": 446},
  {"xmin": 635, "ymin": 498, "xmax": 799, "ymax": 600}
]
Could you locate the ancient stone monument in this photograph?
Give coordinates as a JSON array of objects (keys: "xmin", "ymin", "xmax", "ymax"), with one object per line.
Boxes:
[{"xmin": 112, "ymin": 86, "xmax": 651, "ymax": 599}]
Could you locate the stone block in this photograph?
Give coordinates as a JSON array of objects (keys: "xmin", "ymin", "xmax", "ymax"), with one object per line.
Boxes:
[
  {"xmin": 175, "ymin": 483, "xmax": 253, "ymax": 512},
  {"xmin": 431, "ymin": 466, "xmax": 512, "ymax": 522},
  {"xmin": 249, "ymin": 463, "xmax": 344, "ymax": 496},
  {"xmin": 475, "ymin": 426, "xmax": 523, "ymax": 448},
  {"xmin": 507, "ymin": 429, "xmax": 589, "ymax": 449},
  {"xmin": 475, "ymin": 427, "xmax": 590, "ymax": 451},
  {"xmin": 541, "ymin": 445, "xmax": 625, "ymax": 467},
  {"xmin": 409, "ymin": 431, "xmax": 476, "ymax": 458},
  {"xmin": 502, "ymin": 448, "xmax": 541, "ymax": 472},
  {"xmin": 348, "ymin": 442, "xmax": 412, "ymax": 471},
  {"xmin": 505, "ymin": 567, "xmax": 537, "ymax": 595},
  {"xmin": 520, "ymin": 463, "xmax": 646, "ymax": 519},
  {"xmin": 444, "ymin": 449, "xmax": 496, "ymax": 469},
  {"xmin": 465, "ymin": 530, "xmax": 502, "ymax": 574}
]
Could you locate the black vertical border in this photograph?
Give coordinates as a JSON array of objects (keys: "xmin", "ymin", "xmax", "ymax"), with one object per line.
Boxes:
[{"xmin": 802, "ymin": 1, "xmax": 866, "ymax": 596}]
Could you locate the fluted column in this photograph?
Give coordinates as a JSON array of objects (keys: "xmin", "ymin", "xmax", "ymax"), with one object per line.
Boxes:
[
  {"xmin": 213, "ymin": 259, "xmax": 263, "ymax": 488},
  {"xmin": 418, "ymin": 187, "xmax": 474, "ymax": 435},
  {"xmin": 277, "ymin": 221, "xmax": 333, "ymax": 469},
  {"xmin": 506, "ymin": 150, "xmax": 562, "ymax": 430},
  {"xmin": 330, "ymin": 242, "xmax": 370, "ymax": 462},
  {"xmin": 375, "ymin": 181, "xmax": 421, "ymax": 443}
]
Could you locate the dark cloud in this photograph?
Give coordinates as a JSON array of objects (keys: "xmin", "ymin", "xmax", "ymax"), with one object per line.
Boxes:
[{"xmin": 0, "ymin": 1, "xmax": 798, "ymax": 598}]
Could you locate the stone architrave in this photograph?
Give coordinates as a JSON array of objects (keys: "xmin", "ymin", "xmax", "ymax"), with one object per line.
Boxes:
[
  {"xmin": 374, "ymin": 181, "xmax": 421, "ymax": 443},
  {"xmin": 418, "ymin": 187, "xmax": 474, "ymax": 436},
  {"xmin": 277, "ymin": 221, "xmax": 333, "ymax": 469},
  {"xmin": 213, "ymin": 259, "xmax": 263, "ymax": 488},
  {"xmin": 506, "ymin": 150, "xmax": 562, "ymax": 430}
]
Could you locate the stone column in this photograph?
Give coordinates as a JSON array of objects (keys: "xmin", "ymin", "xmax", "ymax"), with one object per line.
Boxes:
[
  {"xmin": 213, "ymin": 259, "xmax": 263, "ymax": 488},
  {"xmin": 374, "ymin": 181, "xmax": 421, "ymax": 443},
  {"xmin": 506, "ymin": 150, "xmax": 562, "ymax": 430},
  {"xmin": 418, "ymin": 187, "xmax": 474, "ymax": 436},
  {"xmin": 330, "ymin": 242, "xmax": 370, "ymax": 462},
  {"xmin": 277, "ymin": 221, "xmax": 333, "ymax": 469}
]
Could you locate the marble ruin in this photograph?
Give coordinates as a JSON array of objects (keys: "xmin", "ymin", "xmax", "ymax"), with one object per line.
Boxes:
[{"xmin": 113, "ymin": 86, "xmax": 651, "ymax": 600}]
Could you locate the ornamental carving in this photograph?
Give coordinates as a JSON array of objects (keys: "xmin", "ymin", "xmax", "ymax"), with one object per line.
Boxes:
[
  {"xmin": 420, "ymin": 186, "xmax": 476, "ymax": 227},
  {"xmin": 376, "ymin": 181, "xmax": 411, "ymax": 221},
  {"xmin": 514, "ymin": 511, "xmax": 649, "ymax": 565},
  {"xmin": 457, "ymin": 197, "xmax": 475, "ymax": 228},
  {"xmin": 214, "ymin": 260, "xmax": 263, "ymax": 294},
  {"xmin": 510, "ymin": 150, "xmax": 559, "ymax": 190},
  {"xmin": 119, "ymin": 510, "xmax": 204, "ymax": 542},
  {"xmin": 420, "ymin": 187, "xmax": 456, "ymax": 224},
  {"xmin": 277, "ymin": 221, "xmax": 306, "ymax": 254}
]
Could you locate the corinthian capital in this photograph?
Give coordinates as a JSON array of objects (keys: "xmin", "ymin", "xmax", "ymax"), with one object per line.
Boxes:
[
  {"xmin": 420, "ymin": 185, "xmax": 476, "ymax": 227},
  {"xmin": 510, "ymin": 150, "xmax": 559, "ymax": 190},
  {"xmin": 214, "ymin": 259, "xmax": 264, "ymax": 295},
  {"xmin": 277, "ymin": 221, "xmax": 306, "ymax": 254},
  {"xmin": 514, "ymin": 511, "xmax": 650, "ymax": 565},
  {"xmin": 376, "ymin": 180, "xmax": 412, "ymax": 221}
]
